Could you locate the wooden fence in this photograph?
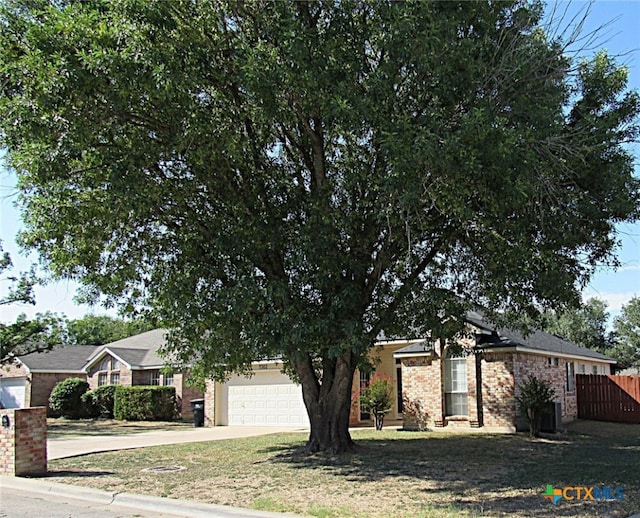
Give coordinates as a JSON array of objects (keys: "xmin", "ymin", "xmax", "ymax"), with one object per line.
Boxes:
[{"xmin": 576, "ymin": 374, "xmax": 640, "ymax": 424}]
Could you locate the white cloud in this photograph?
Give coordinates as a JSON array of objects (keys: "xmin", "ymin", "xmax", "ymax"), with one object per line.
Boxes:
[{"xmin": 582, "ymin": 291, "xmax": 637, "ymax": 312}]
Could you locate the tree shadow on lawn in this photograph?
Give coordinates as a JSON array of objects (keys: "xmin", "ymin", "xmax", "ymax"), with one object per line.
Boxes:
[{"xmin": 266, "ymin": 432, "xmax": 639, "ymax": 517}]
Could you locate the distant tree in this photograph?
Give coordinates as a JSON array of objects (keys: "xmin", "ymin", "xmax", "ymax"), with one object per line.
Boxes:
[
  {"xmin": 541, "ymin": 298, "xmax": 611, "ymax": 353},
  {"xmin": 610, "ymin": 297, "xmax": 640, "ymax": 371},
  {"xmin": 67, "ymin": 315, "xmax": 155, "ymax": 346},
  {"xmin": 0, "ymin": 241, "xmax": 67, "ymax": 364}
]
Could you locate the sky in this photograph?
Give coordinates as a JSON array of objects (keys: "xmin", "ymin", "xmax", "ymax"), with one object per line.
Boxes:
[{"xmin": 0, "ymin": 0, "xmax": 639, "ymax": 325}]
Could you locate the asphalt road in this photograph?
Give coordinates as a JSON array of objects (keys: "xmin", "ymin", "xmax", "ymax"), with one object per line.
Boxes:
[{"xmin": 0, "ymin": 486, "xmax": 177, "ymax": 518}]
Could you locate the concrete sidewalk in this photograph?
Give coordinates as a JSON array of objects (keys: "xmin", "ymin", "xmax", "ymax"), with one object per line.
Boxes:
[{"xmin": 48, "ymin": 425, "xmax": 307, "ymax": 459}]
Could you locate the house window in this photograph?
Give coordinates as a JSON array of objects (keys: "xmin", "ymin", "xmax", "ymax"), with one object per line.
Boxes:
[
  {"xmin": 601, "ymin": 365, "xmax": 607, "ymax": 375},
  {"xmin": 566, "ymin": 362, "xmax": 575, "ymax": 392},
  {"xmin": 96, "ymin": 355, "xmax": 120, "ymax": 386},
  {"xmin": 163, "ymin": 372, "xmax": 174, "ymax": 386},
  {"xmin": 548, "ymin": 357, "xmax": 559, "ymax": 367},
  {"xmin": 444, "ymin": 353, "xmax": 468, "ymax": 416},
  {"xmin": 579, "ymin": 364, "xmax": 586, "ymax": 374},
  {"xmin": 149, "ymin": 370, "xmax": 161, "ymax": 386},
  {"xmin": 592, "ymin": 365, "xmax": 598, "ymax": 375}
]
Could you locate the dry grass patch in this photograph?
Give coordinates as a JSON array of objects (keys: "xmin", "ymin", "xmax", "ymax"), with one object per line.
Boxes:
[
  {"xmin": 47, "ymin": 418, "xmax": 192, "ymax": 438},
  {"xmin": 44, "ymin": 421, "xmax": 639, "ymax": 517}
]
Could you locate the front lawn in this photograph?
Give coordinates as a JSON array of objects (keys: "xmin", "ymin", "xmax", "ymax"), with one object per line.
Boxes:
[
  {"xmin": 47, "ymin": 418, "xmax": 192, "ymax": 439},
  {"xmin": 45, "ymin": 422, "xmax": 639, "ymax": 517}
]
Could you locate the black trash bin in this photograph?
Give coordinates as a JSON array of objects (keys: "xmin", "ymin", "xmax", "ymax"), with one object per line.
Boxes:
[{"xmin": 190, "ymin": 398, "xmax": 205, "ymax": 427}]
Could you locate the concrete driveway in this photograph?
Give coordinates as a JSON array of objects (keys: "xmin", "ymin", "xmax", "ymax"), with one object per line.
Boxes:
[{"xmin": 48, "ymin": 425, "xmax": 308, "ymax": 460}]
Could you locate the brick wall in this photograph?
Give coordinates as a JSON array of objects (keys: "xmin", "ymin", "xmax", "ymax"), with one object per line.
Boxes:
[
  {"xmin": 513, "ymin": 352, "xmax": 578, "ymax": 423},
  {"xmin": 401, "ymin": 356, "xmax": 442, "ymax": 429},
  {"xmin": 204, "ymin": 380, "xmax": 216, "ymax": 426},
  {"xmin": 480, "ymin": 352, "xmax": 516, "ymax": 428},
  {"xmin": 31, "ymin": 373, "xmax": 87, "ymax": 408},
  {"xmin": 176, "ymin": 373, "xmax": 204, "ymax": 419},
  {"xmin": 0, "ymin": 407, "xmax": 47, "ymax": 476}
]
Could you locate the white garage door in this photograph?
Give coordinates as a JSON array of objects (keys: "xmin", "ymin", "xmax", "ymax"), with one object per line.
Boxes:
[
  {"xmin": 227, "ymin": 372, "xmax": 309, "ymax": 427},
  {"xmin": 0, "ymin": 378, "xmax": 27, "ymax": 409}
]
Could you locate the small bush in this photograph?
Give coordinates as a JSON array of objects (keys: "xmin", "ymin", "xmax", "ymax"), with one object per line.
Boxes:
[
  {"xmin": 515, "ymin": 375, "xmax": 557, "ymax": 438},
  {"xmin": 114, "ymin": 386, "xmax": 177, "ymax": 421},
  {"xmin": 82, "ymin": 385, "xmax": 117, "ymax": 419},
  {"xmin": 49, "ymin": 377, "xmax": 90, "ymax": 419},
  {"xmin": 357, "ymin": 373, "xmax": 394, "ymax": 430},
  {"xmin": 402, "ymin": 397, "xmax": 430, "ymax": 431}
]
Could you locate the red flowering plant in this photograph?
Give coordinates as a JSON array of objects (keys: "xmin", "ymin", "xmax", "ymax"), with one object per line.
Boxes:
[{"xmin": 357, "ymin": 373, "xmax": 394, "ymax": 430}]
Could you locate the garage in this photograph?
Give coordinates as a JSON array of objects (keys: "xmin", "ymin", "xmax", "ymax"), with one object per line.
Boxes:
[
  {"xmin": 0, "ymin": 378, "xmax": 27, "ymax": 409},
  {"xmin": 217, "ymin": 370, "xmax": 310, "ymax": 427}
]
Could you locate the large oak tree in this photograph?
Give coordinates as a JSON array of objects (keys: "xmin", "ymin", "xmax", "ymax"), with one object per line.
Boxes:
[{"xmin": 1, "ymin": 0, "xmax": 638, "ymax": 452}]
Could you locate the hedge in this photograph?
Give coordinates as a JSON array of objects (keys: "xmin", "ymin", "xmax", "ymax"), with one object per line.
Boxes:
[
  {"xmin": 113, "ymin": 385, "xmax": 177, "ymax": 421},
  {"xmin": 49, "ymin": 377, "xmax": 90, "ymax": 419},
  {"xmin": 82, "ymin": 385, "xmax": 118, "ymax": 418}
]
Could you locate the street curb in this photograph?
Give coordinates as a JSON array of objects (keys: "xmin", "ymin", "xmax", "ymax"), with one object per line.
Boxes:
[{"xmin": 0, "ymin": 476, "xmax": 302, "ymax": 518}]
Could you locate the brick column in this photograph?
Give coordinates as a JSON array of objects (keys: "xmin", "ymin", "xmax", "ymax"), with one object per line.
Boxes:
[{"xmin": 0, "ymin": 407, "xmax": 47, "ymax": 476}]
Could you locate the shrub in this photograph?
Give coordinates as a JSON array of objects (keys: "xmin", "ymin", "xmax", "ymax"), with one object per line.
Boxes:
[
  {"xmin": 402, "ymin": 397, "xmax": 430, "ymax": 431},
  {"xmin": 357, "ymin": 373, "xmax": 393, "ymax": 430},
  {"xmin": 515, "ymin": 375, "xmax": 557, "ymax": 438},
  {"xmin": 82, "ymin": 385, "xmax": 117, "ymax": 419},
  {"xmin": 114, "ymin": 386, "xmax": 177, "ymax": 421},
  {"xmin": 49, "ymin": 377, "xmax": 90, "ymax": 419}
]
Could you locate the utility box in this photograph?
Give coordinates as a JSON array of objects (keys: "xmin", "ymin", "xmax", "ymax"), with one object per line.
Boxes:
[{"xmin": 541, "ymin": 402, "xmax": 562, "ymax": 433}]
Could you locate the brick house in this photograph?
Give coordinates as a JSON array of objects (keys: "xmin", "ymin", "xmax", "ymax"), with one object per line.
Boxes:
[
  {"xmin": 83, "ymin": 329, "xmax": 203, "ymax": 418},
  {"xmin": 0, "ymin": 345, "xmax": 96, "ymax": 409},
  {"xmin": 0, "ymin": 329, "xmax": 203, "ymax": 418},
  {"xmin": 393, "ymin": 310, "xmax": 616, "ymax": 431}
]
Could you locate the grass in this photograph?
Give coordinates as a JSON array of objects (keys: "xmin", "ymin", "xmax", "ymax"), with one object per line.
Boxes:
[
  {"xmin": 47, "ymin": 418, "xmax": 192, "ymax": 439},
  {"xmin": 43, "ymin": 420, "xmax": 639, "ymax": 517}
]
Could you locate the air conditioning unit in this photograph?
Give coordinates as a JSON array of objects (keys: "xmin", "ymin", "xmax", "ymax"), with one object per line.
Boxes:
[{"xmin": 541, "ymin": 402, "xmax": 562, "ymax": 433}]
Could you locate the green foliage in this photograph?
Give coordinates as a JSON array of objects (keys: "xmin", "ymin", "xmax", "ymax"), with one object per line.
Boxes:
[
  {"xmin": 49, "ymin": 377, "xmax": 90, "ymax": 419},
  {"xmin": 610, "ymin": 297, "xmax": 640, "ymax": 370},
  {"xmin": 113, "ymin": 386, "xmax": 177, "ymax": 421},
  {"xmin": 0, "ymin": 241, "xmax": 67, "ymax": 364},
  {"xmin": 81, "ymin": 385, "xmax": 117, "ymax": 419},
  {"xmin": 67, "ymin": 315, "xmax": 155, "ymax": 346},
  {"xmin": 541, "ymin": 298, "xmax": 611, "ymax": 353},
  {"xmin": 358, "ymin": 373, "xmax": 393, "ymax": 430},
  {"xmin": 515, "ymin": 375, "xmax": 557, "ymax": 438},
  {"xmin": 358, "ymin": 374, "xmax": 393, "ymax": 416},
  {"xmin": 1, "ymin": 0, "xmax": 638, "ymax": 450}
]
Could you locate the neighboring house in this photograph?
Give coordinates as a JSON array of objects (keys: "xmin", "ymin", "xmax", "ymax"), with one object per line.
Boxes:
[
  {"xmin": 0, "ymin": 345, "xmax": 97, "ymax": 409},
  {"xmin": 0, "ymin": 329, "xmax": 203, "ymax": 418},
  {"xmin": 83, "ymin": 329, "xmax": 203, "ymax": 418},
  {"xmin": 204, "ymin": 310, "xmax": 615, "ymax": 431}
]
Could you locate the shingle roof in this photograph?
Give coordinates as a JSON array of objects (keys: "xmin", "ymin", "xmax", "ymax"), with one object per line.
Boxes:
[
  {"xmin": 18, "ymin": 345, "xmax": 101, "ymax": 372},
  {"xmin": 85, "ymin": 329, "xmax": 167, "ymax": 369},
  {"xmin": 392, "ymin": 310, "xmax": 616, "ymax": 363},
  {"xmin": 466, "ymin": 310, "xmax": 615, "ymax": 362}
]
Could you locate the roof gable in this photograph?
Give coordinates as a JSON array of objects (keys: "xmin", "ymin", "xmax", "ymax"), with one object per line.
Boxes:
[{"xmin": 84, "ymin": 329, "xmax": 168, "ymax": 370}]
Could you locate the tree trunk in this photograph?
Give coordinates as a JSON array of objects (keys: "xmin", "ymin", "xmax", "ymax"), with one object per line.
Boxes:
[{"xmin": 293, "ymin": 350, "xmax": 358, "ymax": 454}]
